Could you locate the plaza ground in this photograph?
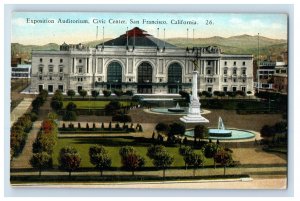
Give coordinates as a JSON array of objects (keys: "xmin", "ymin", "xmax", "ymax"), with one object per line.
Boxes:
[{"xmin": 10, "ymin": 96, "xmax": 287, "ymax": 188}]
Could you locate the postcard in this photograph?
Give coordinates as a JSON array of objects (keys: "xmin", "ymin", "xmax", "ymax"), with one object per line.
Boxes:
[{"xmin": 10, "ymin": 12, "xmax": 288, "ymax": 189}]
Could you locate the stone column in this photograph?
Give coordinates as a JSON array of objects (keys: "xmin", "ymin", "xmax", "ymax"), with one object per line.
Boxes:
[{"xmin": 192, "ymin": 71, "xmax": 198, "ymax": 100}]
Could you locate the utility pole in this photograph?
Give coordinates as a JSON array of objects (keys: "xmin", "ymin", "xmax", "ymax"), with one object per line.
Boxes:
[{"xmin": 257, "ymin": 33, "xmax": 260, "ymax": 93}]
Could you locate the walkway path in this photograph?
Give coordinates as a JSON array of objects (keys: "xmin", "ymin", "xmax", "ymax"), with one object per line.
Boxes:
[
  {"xmin": 11, "ymin": 121, "xmax": 42, "ymax": 169},
  {"xmin": 10, "ymin": 98, "xmax": 33, "ymax": 125}
]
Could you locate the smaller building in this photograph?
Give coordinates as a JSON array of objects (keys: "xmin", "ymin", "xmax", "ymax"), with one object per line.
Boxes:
[
  {"xmin": 11, "ymin": 64, "xmax": 31, "ymax": 78},
  {"xmin": 273, "ymin": 62, "xmax": 288, "ymax": 93}
]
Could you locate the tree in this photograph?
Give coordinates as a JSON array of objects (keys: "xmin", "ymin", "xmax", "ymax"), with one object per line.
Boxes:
[
  {"xmin": 121, "ymin": 152, "xmax": 145, "ymax": 176},
  {"xmin": 119, "ymin": 146, "xmax": 144, "ymax": 176},
  {"xmin": 169, "ymin": 122, "xmax": 186, "ymax": 136},
  {"xmin": 214, "ymin": 149, "xmax": 233, "ymax": 176},
  {"xmin": 63, "ymin": 111, "xmax": 77, "ymax": 121},
  {"xmin": 260, "ymin": 125, "xmax": 275, "ymax": 140},
  {"xmin": 119, "ymin": 146, "xmax": 135, "ymax": 158},
  {"xmin": 67, "ymin": 90, "xmax": 75, "ymax": 100},
  {"xmin": 179, "ymin": 146, "xmax": 194, "ymax": 169},
  {"xmin": 113, "ymin": 89, "xmax": 123, "ymax": 97},
  {"xmin": 155, "ymin": 122, "xmax": 169, "ymax": 135},
  {"xmin": 91, "ymin": 90, "xmax": 100, "ymax": 100},
  {"xmin": 79, "ymin": 89, "xmax": 87, "ymax": 99},
  {"xmin": 103, "ymin": 90, "xmax": 111, "ymax": 97},
  {"xmin": 89, "ymin": 145, "xmax": 112, "ymax": 176},
  {"xmin": 194, "ymin": 125, "xmax": 208, "ymax": 144},
  {"xmin": 66, "ymin": 102, "xmax": 77, "ymax": 111},
  {"xmin": 152, "ymin": 151, "xmax": 174, "ymax": 179},
  {"xmin": 51, "ymin": 100, "xmax": 63, "ymax": 111},
  {"xmin": 203, "ymin": 143, "xmax": 219, "ymax": 168},
  {"xmin": 179, "ymin": 90, "xmax": 190, "ymax": 102},
  {"xmin": 184, "ymin": 152, "xmax": 205, "ymax": 176},
  {"xmin": 58, "ymin": 146, "xmax": 81, "ymax": 177},
  {"xmin": 105, "ymin": 101, "xmax": 121, "ymax": 115},
  {"xmin": 124, "ymin": 90, "xmax": 134, "ymax": 96},
  {"xmin": 147, "ymin": 145, "xmax": 167, "ymax": 159},
  {"xmin": 30, "ymin": 152, "xmax": 52, "ymax": 177}
]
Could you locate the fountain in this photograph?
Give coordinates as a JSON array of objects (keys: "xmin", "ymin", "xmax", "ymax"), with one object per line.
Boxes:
[
  {"xmin": 209, "ymin": 117, "xmax": 232, "ymax": 137},
  {"xmin": 168, "ymin": 102, "xmax": 185, "ymax": 113},
  {"xmin": 180, "ymin": 70, "xmax": 209, "ymax": 123}
]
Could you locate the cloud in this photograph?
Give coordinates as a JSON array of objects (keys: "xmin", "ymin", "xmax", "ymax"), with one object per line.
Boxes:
[{"xmin": 229, "ymin": 18, "xmax": 243, "ymax": 24}]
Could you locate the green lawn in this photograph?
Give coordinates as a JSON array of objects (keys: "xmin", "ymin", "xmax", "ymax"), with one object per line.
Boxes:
[
  {"xmin": 52, "ymin": 137, "xmax": 214, "ymax": 168},
  {"xmin": 62, "ymin": 100, "xmax": 134, "ymax": 109}
]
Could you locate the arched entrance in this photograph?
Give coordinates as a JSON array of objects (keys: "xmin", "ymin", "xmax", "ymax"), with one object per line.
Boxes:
[
  {"xmin": 168, "ymin": 62, "xmax": 182, "ymax": 93},
  {"xmin": 137, "ymin": 62, "xmax": 153, "ymax": 94},
  {"xmin": 107, "ymin": 62, "xmax": 122, "ymax": 90}
]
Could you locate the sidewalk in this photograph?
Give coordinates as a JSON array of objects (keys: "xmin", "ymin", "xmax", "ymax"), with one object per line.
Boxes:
[
  {"xmin": 10, "ymin": 98, "xmax": 33, "ymax": 125},
  {"xmin": 10, "ymin": 121, "xmax": 42, "ymax": 169}
]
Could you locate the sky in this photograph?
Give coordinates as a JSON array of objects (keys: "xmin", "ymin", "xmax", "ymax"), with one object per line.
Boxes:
[{"xmin": 11, "ymin": 12, "xmax": 288, "ymax": 45}]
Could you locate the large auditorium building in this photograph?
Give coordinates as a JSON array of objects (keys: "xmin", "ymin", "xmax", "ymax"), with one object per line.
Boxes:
[{"xmin": 30, "ymin": 27, "xmax": 254, "ymax": 95}]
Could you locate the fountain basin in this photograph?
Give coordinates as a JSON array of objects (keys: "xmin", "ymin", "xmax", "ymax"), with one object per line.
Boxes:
[
  {"xmin": 209, "ymin": 129, "xmax": 232, "ymax": 137},
  {"xmin": 168, "ymin": 108, "xmax": 185, "ymax": 112},
  {"xmin": 185, "ymin": 129, "xmax": 255, "ymax": 140}
]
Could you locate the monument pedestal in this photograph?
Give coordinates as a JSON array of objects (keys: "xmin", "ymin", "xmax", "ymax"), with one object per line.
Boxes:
[{"xmin": 180, "ymin": 70, "xmax": 209, "ymax": 124}]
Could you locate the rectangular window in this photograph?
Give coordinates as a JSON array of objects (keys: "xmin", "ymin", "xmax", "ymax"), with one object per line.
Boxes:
[
  {"xmin": 40, "ymin": 58, "xmax": 43, "ymax": 62},
  {"xmin": 224, "ymin": 61, "xmax": 227, "ymax": 66},
  {"xmin": 38, "ymin": 85, "xmax": 43, "ymax": 92},
  {"xmin": 39, "ymin": 67, "xmax": 43, "ymax": 73},
  {"xmin": 79, "ymin": 59, "xmax": 82, "ymax": 63},
  {"xmin": 49, "ymin": 76, "xmax": 52, "ymax": 80},
  {"xmin": 59, "ymin": 77, "xmax": 63, "ymax": 81},
  {"xmin": 60, "ymin": 59, "xmax": 63, "ymax": 63},
  {"xmin": 224, "ymin": 69, "xmax": 227, "ymax": 75},
  {"xmin": 208, "ymin": 87, "xmax": 212, "ymax": 92},
  {"xmin": 98, "ymin": 77, "xmax": 101, "ymax": 82},
  {"xmin": 233, "ymin": 61, "xmax": 236, "ymax": 66},
  {"xmin": 233, "ymin": 78, "xmax": 236, "ymax": 82},
  {"xmin": 50, "ymin": 59, "xmax": 53, "ymax": 63},
  {"xmin": 58, "ymin": 85, "xmax": 64, "ymax": 91},
  {"xmin": 243, "ymin": 61, "xmax": 246, "ymax": 66},
  {"xmin": 232, "ymin": 87, "xmax": 237, "ymax": 92},
  {"xmin": 241, "ymin": 86, "xmax": 246, "ymax": 92},
  {"xmin": 78, "ymin": 67, "xmax": 82, "ymax": 73},
  {"xmin": 207, "ymin": 61, "xmax": 211, "ymax": 65},
  {"xmin": 242, "ymin": 69, "xmax": 246, "ymax": 75},
  {"xmin": 223, "ymin": 87, "xmax": 227, "ymax": 92},
  {"xmin": 48, "ymin": 85, "xmax": 53, "ymax": 93},
  {"xmin": 207, "ymin": 69, "xmax": 211, "ymax": 75},
  {"xmin": 224, "ymin": 78, "xmax": 227, "ymax": 83},
  {"xmin": 49, "ymin": 67, "xmax": 53, "ymax": 73},
  {"xmin": 39, "ymin": 76, "xmax": 42, "ymax": 80},
  {"xmin": 59, "ymin": 67, "xmax": 63, "ymax": 73},
  {"xmin": 233, "ymin": 69, "xmax": 237, "ymax": 75}
]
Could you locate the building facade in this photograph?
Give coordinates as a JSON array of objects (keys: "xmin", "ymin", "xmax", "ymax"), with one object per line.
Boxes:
[
  {"xmin": 30, "ymin": 27, "xmax": 254, "ymax": 95},
  {"xmin": 11, "ymin": 64, "xmax": 31, "ymax": 78}
]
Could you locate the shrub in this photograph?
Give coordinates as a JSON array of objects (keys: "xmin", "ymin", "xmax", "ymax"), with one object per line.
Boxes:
[
  {"xmin": 113, "ymin": 89, "xmax": 123, "ymax": 97},
  {"xmin": 66, "ymin": 102, "xmax": 77, "ymax": 111},
  {"xmin": 124, "ymin": 90, "xmax": 134, "ymax": 96},
  {"xmin": 63, "ymin": 111, "xmax": 77, "ymax": 121},
  {"xmin": 67, "ymin": 90, "xmax": 75, "ymax": 100},
  {"xmin": 112, "ymin": 114, "xmax": 132, "ymax": 123},
  {"xmin": 103, "ymin": 90, "xmax": 111, "ymax": 97}
]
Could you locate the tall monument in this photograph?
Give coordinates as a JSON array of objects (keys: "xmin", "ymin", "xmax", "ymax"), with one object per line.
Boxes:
[{"xmin": 180, "ymin": 67, "xmax": 209, "ymax": 124}]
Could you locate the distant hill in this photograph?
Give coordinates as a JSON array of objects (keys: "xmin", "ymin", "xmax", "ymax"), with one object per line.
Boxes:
[
  {"xmin": 11, "ymin": 34, "xmax": 287, "ymax": 61},
  {"xmin": 166, "ymin": 35, "xmax": 287, "ymax": 57}
]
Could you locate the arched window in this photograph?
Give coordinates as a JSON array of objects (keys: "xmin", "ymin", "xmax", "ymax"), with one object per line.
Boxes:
[
  {"xmin": 168, "ymin": 63, "xmax": 182, "ymax": 93},
  {"xmin": 137, "ymin": 62, "xmax": 153, "ymax": 93},
  {"xmin": 107, "ymin": 62, "xmax": 122, "ymax": 90}
]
